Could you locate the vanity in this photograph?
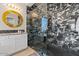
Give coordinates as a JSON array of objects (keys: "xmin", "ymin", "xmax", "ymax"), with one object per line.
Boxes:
[{"xmin": 0, "ymin": 33, "xmax": 27, "ymax": 56}]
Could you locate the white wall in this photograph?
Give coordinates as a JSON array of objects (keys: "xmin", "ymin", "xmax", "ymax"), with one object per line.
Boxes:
[{"xmin": 0, "ymin": 3, "xmax": 26, "ymax": 30}]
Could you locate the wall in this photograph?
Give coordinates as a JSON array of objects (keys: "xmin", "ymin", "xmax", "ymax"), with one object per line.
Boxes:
[{"xmin": 0, "ymin": 3, "xmax": 26, "ymax": 30}]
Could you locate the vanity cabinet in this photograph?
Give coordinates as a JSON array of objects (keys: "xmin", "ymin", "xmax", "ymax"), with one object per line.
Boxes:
[{"xmin": 0, "ymin": 34, "xmax": 27, "ymax": 55}]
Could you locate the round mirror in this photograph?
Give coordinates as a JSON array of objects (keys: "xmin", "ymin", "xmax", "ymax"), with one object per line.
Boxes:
[{"xmin": 2, "ymin": 10, "xmax": 23, "ymax": 28}]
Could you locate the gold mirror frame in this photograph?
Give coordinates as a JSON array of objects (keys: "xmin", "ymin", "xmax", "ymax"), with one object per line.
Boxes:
[{"xmin": 2, "ymin": 10, "xmax": 23, "ymax": 28}]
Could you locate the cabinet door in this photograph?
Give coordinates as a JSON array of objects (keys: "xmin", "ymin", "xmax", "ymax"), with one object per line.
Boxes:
[
  {"xmin": 8, "ymin": 35, "xmax": 16, "ymax": 53},
  {"xmin": 15, "ymin": 34, "xmax": 27, "ymax": 52},
  {"xmin": 0, "ymin": 36, "xmax": 9, "ymax": 47},
  {"xmin": 0, "ymin": 36, "xmax": 10, "ymax": 54}
]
